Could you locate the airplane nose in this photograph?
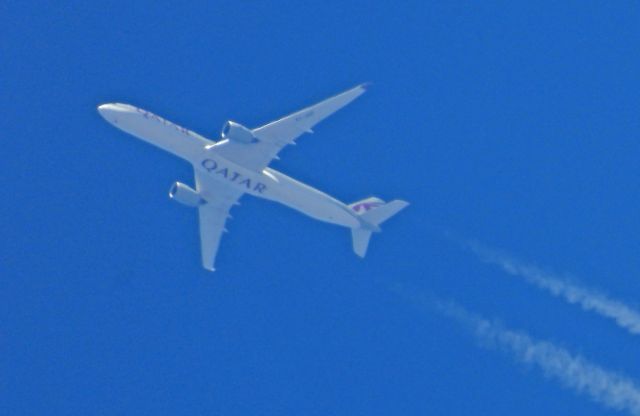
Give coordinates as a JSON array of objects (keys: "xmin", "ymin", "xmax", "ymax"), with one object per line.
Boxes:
[
  {"xmin": 97, "ymin": 103, "xmax": 120, "ymax": 123},
  {"xmin": 97, "ymin": 103, "xmax": 113, "ymax": 115}
]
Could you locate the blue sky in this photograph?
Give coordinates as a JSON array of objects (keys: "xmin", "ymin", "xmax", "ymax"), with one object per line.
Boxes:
[{"xmin": 3, "ymin": 1, "xmax": 640, "ymax": 415}]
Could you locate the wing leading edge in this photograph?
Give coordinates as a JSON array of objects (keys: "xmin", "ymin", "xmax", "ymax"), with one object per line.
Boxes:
[{"xmin": 210, "ymin": 83, "xmax": 369, "ymax": 171}]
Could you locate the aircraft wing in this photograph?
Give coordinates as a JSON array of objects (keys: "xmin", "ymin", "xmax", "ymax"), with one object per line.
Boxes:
[
  {"xmin": 194, "ymin": 169, "xmax": 243, "ymax": 271},
  {"xmin": 211, "ymin": 83, "xmax": 369, "ymax": 171}
]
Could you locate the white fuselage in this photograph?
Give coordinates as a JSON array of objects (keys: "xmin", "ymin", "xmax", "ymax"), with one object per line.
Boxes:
[{"xmin": 98, "ymin": 103, "xmax": 360, "ymax": 229}]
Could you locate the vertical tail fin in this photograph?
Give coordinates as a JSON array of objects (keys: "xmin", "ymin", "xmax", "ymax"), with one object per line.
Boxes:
[{"xmin": 348, "ymin": 197, "xmax": 409, "ymax": 258}]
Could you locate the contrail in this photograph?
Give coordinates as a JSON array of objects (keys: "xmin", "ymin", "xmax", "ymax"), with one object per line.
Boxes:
[
  {"xmin": 464, "ymin": 241, "xmax": 640, "ymax": 335},
  {"xmin": 437, "ymin": 301, "xmax": 640, "ymax": 416}
]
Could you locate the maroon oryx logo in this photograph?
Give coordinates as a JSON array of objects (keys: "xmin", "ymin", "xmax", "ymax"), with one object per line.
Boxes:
[{"xmin": 351, "ymin": 201, "xmax": 383, "ymax": 213}]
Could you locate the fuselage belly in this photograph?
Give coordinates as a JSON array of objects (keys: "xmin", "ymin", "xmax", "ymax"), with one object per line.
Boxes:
[{"xmin": 101, "ymin": 103, "xmax": 359, "ymax": 228}]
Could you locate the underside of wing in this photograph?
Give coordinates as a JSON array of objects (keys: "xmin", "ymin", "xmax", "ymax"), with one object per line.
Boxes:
[
  {"xmin": 252, "ymin": 83, "xmax": 369, "ymax": 145},
  {"xmin": 194, "ymin": 170, "xmax": 243, "ymax": 271},
  {"xmin": 209, "ymin": 83, "xmax": 369, "ymax": 171}
]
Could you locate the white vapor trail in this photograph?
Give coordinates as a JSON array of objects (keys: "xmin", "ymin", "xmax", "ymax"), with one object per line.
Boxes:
[
  {"xmin": 466, "ymin": 242, "xmax": 640, "ymax": 336},
  {"xmin": 438, "ymin": 302, "xmax": 640, "ymax": 416}
]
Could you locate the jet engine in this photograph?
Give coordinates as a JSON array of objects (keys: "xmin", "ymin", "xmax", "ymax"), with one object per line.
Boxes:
[
  {"xmin": 221, "ymin": 120, "xmax": 257, "ymax": 144},
  {"xmin": 169, "ymin": 182, "xmax": 206, "ymax": 207}
]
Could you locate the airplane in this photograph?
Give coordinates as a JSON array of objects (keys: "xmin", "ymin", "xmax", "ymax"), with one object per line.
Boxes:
[{"xmin": 97, "ymin": 84, "xmax": 408, "ymax": 271}]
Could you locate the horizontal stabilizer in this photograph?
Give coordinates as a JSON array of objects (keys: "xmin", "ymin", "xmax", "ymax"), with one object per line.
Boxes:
[
  {"xmin": 348, "ymin": 197, "xmax": 409, "ymax": 258},
  {"xmin": 361, "ymin": 200, "xmax": 409, "ymax": 226},
  {"xmin": 351, "ymin": 228, "xmax": 373, "ymax": 258}
]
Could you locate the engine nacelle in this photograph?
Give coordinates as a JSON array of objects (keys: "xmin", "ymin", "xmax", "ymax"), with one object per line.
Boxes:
[
  {"xmin": 169, "ymin": 182, "xmax": 206, "ymax": 207},
  {"xmin": 221, "ymin": 120, "xmax": 258, "ymax": 144}
]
